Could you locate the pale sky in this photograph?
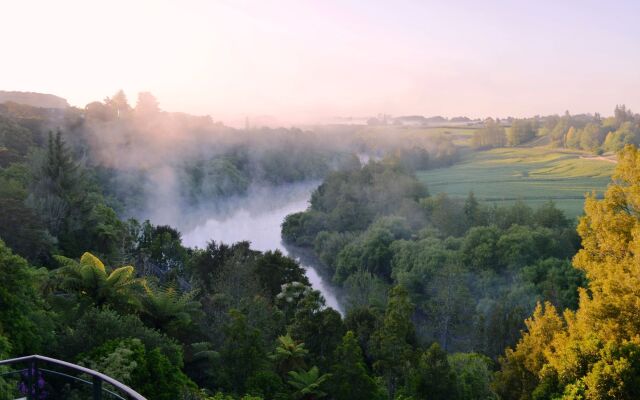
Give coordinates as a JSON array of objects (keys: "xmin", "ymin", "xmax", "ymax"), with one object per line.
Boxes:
[{"xmin": 2, "ymin": 0, "xmax": 640, "ymax": 124}]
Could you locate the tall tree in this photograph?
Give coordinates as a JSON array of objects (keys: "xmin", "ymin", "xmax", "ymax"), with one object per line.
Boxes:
[
  {"xmin": 406, "ymin": 343, "xmax": 458, "ymax": 400},
  {"xmin": 495, "ymin": 145, "xmax": 640, "ymax": 399},
  {"xmin": 370, "ymin": 286, "xmax": 416, "ymax": 398},
  {"xmin": 327, "ymin": 331, "xmax": 384, "ymax": 400}
]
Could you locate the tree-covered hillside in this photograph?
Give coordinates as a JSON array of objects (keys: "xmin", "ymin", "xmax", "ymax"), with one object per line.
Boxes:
[{"xmin": 0, "ymin": 94, "xmax": 638, "ymax": 399}]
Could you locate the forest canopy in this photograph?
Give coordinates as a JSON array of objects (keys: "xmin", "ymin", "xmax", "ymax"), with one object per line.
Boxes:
[{"xmin": 0, "ymin": 94, "xmax": 637, "ymax": 399}]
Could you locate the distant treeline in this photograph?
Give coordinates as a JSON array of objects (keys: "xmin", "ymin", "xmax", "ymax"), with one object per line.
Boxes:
[
  {"xmin": 0, "ymin": 91, "xmax": 460, "ymax": 220},
  {"xmin": 471, "ymin": 105, "xmax": 640, "ymax": 153}
]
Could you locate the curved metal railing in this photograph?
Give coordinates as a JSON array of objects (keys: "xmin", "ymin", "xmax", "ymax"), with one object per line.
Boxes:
[{"xmin": 0, "ymin": 354, "xmax": 147, "ymax": 399}]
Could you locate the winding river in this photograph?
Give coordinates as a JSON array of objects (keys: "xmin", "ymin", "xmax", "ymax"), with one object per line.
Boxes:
[{"xmin": 181, "ymin": 182, "xmax": 342, "ymax": 313}]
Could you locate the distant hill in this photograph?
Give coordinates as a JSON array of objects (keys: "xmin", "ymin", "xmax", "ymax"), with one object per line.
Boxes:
[{"xmin": 0, "ymin": 91, "xmax": 69, "ymax": 109}]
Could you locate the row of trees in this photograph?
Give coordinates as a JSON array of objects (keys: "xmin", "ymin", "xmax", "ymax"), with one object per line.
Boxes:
[{"xmin": 471, "ymin": 105, "xmax": 640, "ymax": 153}]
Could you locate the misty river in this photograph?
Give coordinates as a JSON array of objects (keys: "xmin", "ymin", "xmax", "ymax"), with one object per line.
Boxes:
[{"xmin": 180, "ymin": 182, "xmax": 343, "ymax": 314}]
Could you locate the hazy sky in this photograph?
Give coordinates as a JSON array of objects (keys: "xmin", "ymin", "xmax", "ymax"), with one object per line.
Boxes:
[{"xmin": 2, "ymin": 0, "xmax": 640, "ymax": 124}]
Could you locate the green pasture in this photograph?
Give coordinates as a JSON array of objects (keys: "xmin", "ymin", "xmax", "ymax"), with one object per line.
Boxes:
[{"xmin": 417, "ymin": 147, "xmax": 616, "ymax": 218}]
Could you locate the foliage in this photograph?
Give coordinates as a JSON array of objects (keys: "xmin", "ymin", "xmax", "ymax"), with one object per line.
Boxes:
[
  {"xmin": 370, "ymin": 286, "xmax": 416, "ymax": 397},
  {"xmin": 287, "ymin": 366, "xmax": 331, "ymax": 400},
  {"xmin": 327, "ymin": 331, "xmax": 384, "ymax": 400},
  {"xmin": 140, "ymin": 281, "xmax": 201, "ymax": 338},
  {"xmin": 55, "ymin": 252, "xmax": 143, "ymax": 312},
  {"xmin": 0, "ymin": 96, "xmax": 632, "ymax": 399},
  {"xmin": 0, "ymin": 240, "xmax": 52, "ymax": 354},
  {"xmin": 405, "ymin": 343, "xmax": 458, "ymax": 400},
  {"xmin": 448, "ymin": 353, "xmax": 497, "ymax": 400},
  {"xmin": 472, "ymin": 118, "xmax": 506, "ymax": 149},
  {"xmin": 494, "ymin": 145, "xmax": 640, "ymax": 399},
  {"xmin": 79, "ymin": 338, "xmax": 195, "ymax": 400},
  {"xmin": 270, "ymin": 334, "xmax": 308, "ymax": 375}
]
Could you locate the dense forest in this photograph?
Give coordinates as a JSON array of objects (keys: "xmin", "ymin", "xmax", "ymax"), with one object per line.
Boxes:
[{"xmin": 1, "ymin": 93, "xmax": 640, "ymax": 399}]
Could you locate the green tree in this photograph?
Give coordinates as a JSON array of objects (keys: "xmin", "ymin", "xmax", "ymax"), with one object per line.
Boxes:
[
  {"xmin": 140, "ymin": 281, "xmax": 201, "ymax": 338},
  {"xmin": 219, "ymin": 310, "xmax": 268, "ymax": 395},
  {"xmin": 0, "ymin": 240, "xmax": 52, "ymax": 354},
  {"xmin": 327, "ymin": 331, "xmax": 384, "ymax": 400},
  {"xmin": 80, "ymin": 338, "xmax": 195, "ymax": 400},
  {"xmin": 55, "ymin": 252, "xmax": 143, "ymax": 312},
  {"xmin": 287, "ymin": 366, "xmax": 331, "ymax": 400},
  {"xmin": 370, "ymin": 286, "xmax": 416, "ymax": 398},
  {"xmin": 492, "ymin": 302, "xmax": 564, "ymax": 400},
  {"xmin": 255, "ymin": 250, "xmax": 309, "ymax": 298},
  {"xmin": 27, "ymin": 131, "xmax": 84, "ymax": 238},
  {"xmin": 0, "ymin": 175, "xmax": 54, "ymax": 263},
  {"xmin": 472, "ymin": 118, "xmax": 506, "ymax": 149},
  {"xmin": 289, "ymin": 290, "xmax": 345, "ymax": 368},
  {"xmin": 406, "ymin": 343, "xmax": 457, "ymax": 400},
  {"xmin": 507, "ymin": 119, "xmax": 537, "ymax": 146},
  {"xmin": 578, "ymin": 122, "xmax": 605, "ymax": 151},
  {"xmin": 449, "ymin": 353, "xmax": 497, "ymax": 400},
  {"xmin": 270, "ymin": 334, "xmax": 308, "ymax": 375}
]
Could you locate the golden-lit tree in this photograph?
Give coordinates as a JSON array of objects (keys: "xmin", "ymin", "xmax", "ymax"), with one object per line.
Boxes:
[{"xmin": 495, "ymin": 145, "xmax": 640, "ymax": 399}]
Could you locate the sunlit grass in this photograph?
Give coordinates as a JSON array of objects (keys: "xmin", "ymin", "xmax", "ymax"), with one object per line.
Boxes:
[{"xmin": 416, "ymin": 147, "xmax": 615, "ymax": 218}]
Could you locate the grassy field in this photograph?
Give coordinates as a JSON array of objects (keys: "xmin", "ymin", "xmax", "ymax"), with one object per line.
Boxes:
[{"xmin": 416, "ymin": 147, "xmax": 616, "ymax": 219}]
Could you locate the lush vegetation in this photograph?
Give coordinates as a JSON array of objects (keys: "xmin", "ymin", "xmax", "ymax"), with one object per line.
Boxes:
[
  {"xmin": 493, "ymin": 145, "xmax": 640, "ymax": 399},
  {"xmin": 283, "ymin": 158, "xmax": 584, "ymax": 358},
  {"xmin": 1, "ymin": 93, "xmax": 637, "ymax": 399},
  {"xmin": 0, "ymin": 93, "xmax": 459, "ymax": 399}
]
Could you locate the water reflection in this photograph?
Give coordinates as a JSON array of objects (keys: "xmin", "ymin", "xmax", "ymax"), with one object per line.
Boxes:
[{"xmin": 182, "ymin": 182, "xmax": 343, "ymax": 314}]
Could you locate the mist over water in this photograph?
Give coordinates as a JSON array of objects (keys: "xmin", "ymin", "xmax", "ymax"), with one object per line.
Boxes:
[{"xmin": 181, "ymin": 181, "xmax": 343, "ymax": 314}]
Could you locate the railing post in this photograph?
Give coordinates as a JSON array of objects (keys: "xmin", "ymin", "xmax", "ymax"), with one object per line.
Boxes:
[
  {"xmin": 33, "ymin": 358, "xmax": 40, "ymax": 400},
  {"xmin": 27, "ymin": 358, "xmax": 33, "ymax": 400},
  {"xmin": 93, "ymin": 375, "xmax": 102, "ymax": 400}
]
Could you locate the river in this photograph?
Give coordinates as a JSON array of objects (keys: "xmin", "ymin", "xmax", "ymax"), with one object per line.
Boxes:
[{"xmin": 181, "ymin": 182, "xmax": 343, "ymax": 314}]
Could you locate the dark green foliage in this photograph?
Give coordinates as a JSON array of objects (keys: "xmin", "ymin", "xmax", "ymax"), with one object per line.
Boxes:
[
  {"xmin": 449, "ymin": 353, "xmax": 497, "ymax": 400},
  {"xmin": 283, "ymin": 159, "xmax": 580, "ymax": 359},
  {"xmin": 344, "ymin": 307, "xmax": 381, "ymax": 362},
  {"xmin": 138, "ymin": 223, "xmax": 187, "ymax": 272},
  {"xmin": 0, "ymin": 240, "xmax": 53, "ymax": 354},
  {"xmin": 370, "ymin": 286, "xmax": 416, "ymax": 397},
  {"xmin": 0, "ymin": 96, "xmax": 613, "ymax": 400},
  {"xmin": 255, "ymin": 250, "xmax": 309, "ymax": 298},
  {"xmin": 406, "ymin": 343, "xmax": 458, "ymax": 400},
  {"xmin": 283, "ymin": 161, "xmax": 427, "ymax": 247},
  {"xmin": 0, "ymin": 115, "xmax": 34, "ymax": 166},
  {"xmin": 79, "ymin": 338, "xmax": 195, "ymax": 400},
  {"xmin": 288, "ymin": 291, "xmax": 345, "ymax": 369},
  {"xmin": 217, "ymin": 310, "xmax": 268, "ymax": 395},
  {"xmin": 0, "ymin": 175, "xmax": 54, "ymax": 264},
  {"xmin": 55, "ymin": 307, "xmax": 184, "ymax": 365},
  {"xmin": 327, "ymin": 331, "xmax": 384, "ymax": 400},
  {"xmin": 521, "ymin": 258, "xmax": 586, "ymax": 310}
]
